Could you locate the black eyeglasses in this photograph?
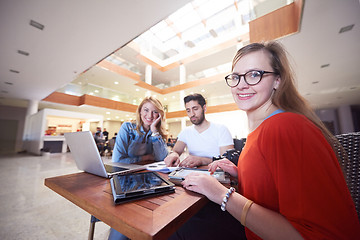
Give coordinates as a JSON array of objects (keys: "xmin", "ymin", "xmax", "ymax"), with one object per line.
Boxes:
[{"xmin": 225, "ymin": 70, "xmax": 278, "ymax": 87}]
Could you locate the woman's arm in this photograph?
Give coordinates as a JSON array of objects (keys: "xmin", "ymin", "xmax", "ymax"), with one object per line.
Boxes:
[
  {"xmin": 112, "ymin": 123, "xmax": 141, "ymax": 163},
  {"xmin": 151, "ymin": 134, "xmax": 168, "ymax": 161},
  {"xmin": 182, "ymin": 174, "xmax": 303, "ymax": 240}
]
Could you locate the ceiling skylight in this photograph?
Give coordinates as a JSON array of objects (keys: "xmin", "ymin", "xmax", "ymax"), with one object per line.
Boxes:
[{"xmin": 133, "ymin": 0, "xmax": 251, "ymax": 64}]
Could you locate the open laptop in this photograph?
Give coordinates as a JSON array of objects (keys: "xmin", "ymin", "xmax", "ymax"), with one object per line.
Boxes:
[{"xmin": 64, "ymin": 131, "xmax": 146, "ymax": 178}]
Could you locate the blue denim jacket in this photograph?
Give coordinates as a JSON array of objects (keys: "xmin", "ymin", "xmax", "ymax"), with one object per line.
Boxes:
[{"xmin": 112, "ymin": 122, "xmax": 168, "ymax": 163}]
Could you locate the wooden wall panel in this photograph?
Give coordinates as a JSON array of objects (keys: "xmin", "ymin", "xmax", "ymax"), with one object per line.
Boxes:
[
  {"xmin": 206, "ymin": 103, "xmax": 238, "ymax": 114},
  {"xmin": 161, "ymin": 73, "xmax": 224, "ymax": 95},
  {"xmin": 80, "ymin": 94, "xmax": 138, "ymax": 112},
  {"xmin": 43, "ymin": 93, "xmax": 238, "ymax": 119},
  {"xmin": 43, "ymin": 93, "xmax": 138, "ymax": 112},
  {"xmin": 42, "ymin": 92, "xmax": 81, "ymax": 106},
  {"xmin": 249, "ymin": 0, "xmax": 303, "ymax": 43},
  {"xmin": 97, "ymin": 60, "xmax": 141, "ymax": 81},
  {"xmin": 134, "ymin": 81, "xmax": 163, "ymax": 94},
  {"xmin": 166, "ymin": 110, "xmax": 187, "ymax": 119},
  {"xmin": 165, "ymin": 103, "xmax": 239, "ymax": 119}
]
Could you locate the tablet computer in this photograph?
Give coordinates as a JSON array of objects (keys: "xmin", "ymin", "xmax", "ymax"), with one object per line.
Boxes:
[
  {"xmin": 110, "ymin": 171, "xmax": 175, "ymax": 204},
  {"xmin": 168, "ymin": 168, "xmax": 230, "ymax": 185}
]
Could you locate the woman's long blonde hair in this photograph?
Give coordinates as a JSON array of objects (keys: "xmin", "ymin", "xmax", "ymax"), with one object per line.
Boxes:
[
  {"xmin": 232, "ymin": 41, "xmax": 337, "ymax": 150},
  {"xmin": 135, "ymin": 96, "xmax": 167, "ymax": 139}
]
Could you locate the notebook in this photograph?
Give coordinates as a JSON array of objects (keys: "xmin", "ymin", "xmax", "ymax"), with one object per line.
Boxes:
[
  {"xmin": 64, "ymin": 131, "xmax": 146, "ymax": 178},
  {"xmin": 110, "ymin": 171, "xmax": 175, "ymax": 204}
]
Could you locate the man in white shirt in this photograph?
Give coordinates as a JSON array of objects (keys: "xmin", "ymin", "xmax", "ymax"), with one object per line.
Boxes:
[{"xmin": 164, "ymin": 93, "xmax": 234, "ymax": 167}]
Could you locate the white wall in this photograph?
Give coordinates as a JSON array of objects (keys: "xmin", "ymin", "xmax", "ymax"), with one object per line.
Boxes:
[
  {"xmin": 103, "ymin": 121, "xmax": 122, "ymax": 139},
  {"xmin": 24, "ymin": 108, "xmax": 103, "ymax": 154},
  {"xmin": 207, "ymin": 110, "xmax": 249, "ymax": 139},
  {"xmin": 167, "ymin": 110, "xmax": 249, "ymax": 139},
  {"xmin": 0, "ymin": 105, "xmax": 26, "ymax": 153}
]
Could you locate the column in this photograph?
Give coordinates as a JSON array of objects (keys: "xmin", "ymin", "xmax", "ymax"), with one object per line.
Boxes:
[
  {"xmin": 27, "ymin": 99, "xmax": 39, "ymax": 116},
  {"xmin": 338, "ymin": 105, "xmax": 354, "ymax": 134},
  {"xmin": 179, "ymin": 64, "xmax": 187, "ymax": 130},
  {"xmin": 145, "ymin": 64, "xmax": 152, "ymax": 97},
  {"xmin": 22, "ymin": 99, "xmax": 39, "ymax": 147}
]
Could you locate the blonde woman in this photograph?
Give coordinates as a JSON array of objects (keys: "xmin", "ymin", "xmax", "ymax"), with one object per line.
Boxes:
[
  {"xmin": 112, "ymin": 96, "xmax": 168, "ymax": 163},
  {"xmin": 110, "ymin": 96, "xmax": 168, "ymax": 240}
]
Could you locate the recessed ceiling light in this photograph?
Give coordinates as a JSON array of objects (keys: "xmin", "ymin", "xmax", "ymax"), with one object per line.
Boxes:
[
  {"xmin": 30, "ymin": 20, "xmax": 45, "ymax": 30},
  {"xmin": 114, "ymin": 81, "xmax": 119, "ymax": 84},
  {"xmin": 17, "ymin": 50, "xmax": 29, "ymax": 56},
  {"xmin": 135, "ymin": 88, "xmax": 139, "ymax": 91},
  {"xmin": 115, "ymin": 116, "xmax": 119, "ymax": 119},
  {"xmin": 201, "ymin": 89, "xmax": 205, "ymax": 92},
  {"xmin": 107, "ymin": 118, "xmax": 111, "ymax": 120},
  {"xmin": 106, "ymin": 112, "xmax": 110, "ymax": 114},
  {"xmin": 185, "ymin": 40, "xmax": 195, "ymax": 48},
  {"xmin": 312, "ymin": 81, "xmax": 319, "ymax": 84},
  {"xmin": 9, "ymin": 69, "xmax": 19, "ymax": 73},
  {"xmin": 320, "ymin": 64, "xmax": 330, "ymax": 68},
  {"xmin": 350, "ymin": 87, "xmax": 356, "ymax": 90},
  {"xmin": 209, "ymin": 29, "xmax": 218, "ymax": 38},
  {"xmin": 339, "ymin": 24, "xmax": 354, "ymax": 34},
  {"xmin": 94, "ymin": 90, "xmax": 99, "ymax": 93},
  {"xmin": 4, "ymin": 82, "xmax": 13, "ymax": 85}
]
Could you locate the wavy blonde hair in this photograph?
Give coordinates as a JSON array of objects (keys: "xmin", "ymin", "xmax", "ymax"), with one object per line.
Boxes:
[
  {"xmin": 135, "ymin": 96, "xmax": 167, "ymax": 139},
  {"xmin": 232, "ymin": 41, "xmax": 337, "ymax": 151}
]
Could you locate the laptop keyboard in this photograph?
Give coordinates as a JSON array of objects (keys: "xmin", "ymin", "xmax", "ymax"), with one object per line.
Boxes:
[{"xmin": 105, "ymin": 164, "xmax": 128, "ymax": 173}]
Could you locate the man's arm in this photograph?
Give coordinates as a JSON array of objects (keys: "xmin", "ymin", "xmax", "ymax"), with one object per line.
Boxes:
[
  {"xmin": 177, "ymin": 143, "xmax": 235, "ymax": 168},
  {"xmin": 220, "ymin": 144, "xmax": 234, "ymax": 155},
  {"xmin": 178, "ymin": 155, "xmax": 213, "ymax": 167},
  {"xmin": 164, "ymin": 140, "xmax": 186, "ymax": 166}
]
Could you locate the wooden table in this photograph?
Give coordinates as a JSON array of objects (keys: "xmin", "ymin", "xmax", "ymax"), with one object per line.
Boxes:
[{"xmin": 44, "ymin": 172, "xmax": 208, "ymax": 240}]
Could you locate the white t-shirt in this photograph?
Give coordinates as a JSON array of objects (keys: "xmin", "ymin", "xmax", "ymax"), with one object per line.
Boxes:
[{"xmin": 177, "ymin": 122, "xmax": 233, "ymax": 159}]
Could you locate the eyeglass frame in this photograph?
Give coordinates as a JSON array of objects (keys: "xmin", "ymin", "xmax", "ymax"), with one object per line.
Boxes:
[{"xmin": 225, "ymin": 70, "xmax": 279, "ymax": 87}]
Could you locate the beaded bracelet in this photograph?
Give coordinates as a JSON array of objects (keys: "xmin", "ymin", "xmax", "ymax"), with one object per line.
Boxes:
[{"xmin": 220, "ymin": 187, "xmax": 235, "ymax": 211}]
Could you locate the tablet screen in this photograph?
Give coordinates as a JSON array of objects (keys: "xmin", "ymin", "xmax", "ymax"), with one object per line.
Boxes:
[{"xmin": 113, "ymin": 172, "xmax": 170, "ymax": 195}]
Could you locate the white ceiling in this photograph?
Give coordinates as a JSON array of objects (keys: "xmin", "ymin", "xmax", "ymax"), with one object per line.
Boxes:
[{"xmin": 0, "ymin": 0, "xmax": 360, "ymax": 122}]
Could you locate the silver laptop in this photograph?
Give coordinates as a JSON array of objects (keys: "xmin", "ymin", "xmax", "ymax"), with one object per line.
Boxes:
[{"xmin": 64, "ymin": 131, "xmax": 146, "ymax": 178}]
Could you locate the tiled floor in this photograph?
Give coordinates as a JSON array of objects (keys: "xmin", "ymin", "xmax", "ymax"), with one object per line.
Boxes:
[{"xmin": 0, "ymin": 152, "xmax": 111, "ymax": 240}]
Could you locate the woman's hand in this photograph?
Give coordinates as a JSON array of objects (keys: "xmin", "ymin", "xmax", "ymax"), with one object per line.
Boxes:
[
  {"xmin": 150, "ymin": 115, "xmax": 161, "ymax": 133},
  {"xmin": 209, "ymin": 159, "xmax": 238, "ymax": 178},
  {"xmin": 181, "ymin": 172, "xmax": 227, "ymax": 204}
]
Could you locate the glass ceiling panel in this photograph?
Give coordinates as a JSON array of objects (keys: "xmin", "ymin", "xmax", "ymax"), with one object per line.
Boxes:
[
  {"xmin": 62, "ymin": 0, "xmax": 294, "ymax": 117},
  {"xmin": 181, "ymin": 23, "xmax": 207, "ymax": 42},
  {"xmin": 172, "ymin": 10, "xmax": 202, "ymax": 32},
  {"xmin": 153, "ymin": 25, "xmax": 175, "ymax": 43}
]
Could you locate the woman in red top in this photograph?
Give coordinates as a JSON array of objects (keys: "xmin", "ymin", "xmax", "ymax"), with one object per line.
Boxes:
[{"xmin": 177, "ymin": 41, "xmax": 360, "ymax": 239}]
